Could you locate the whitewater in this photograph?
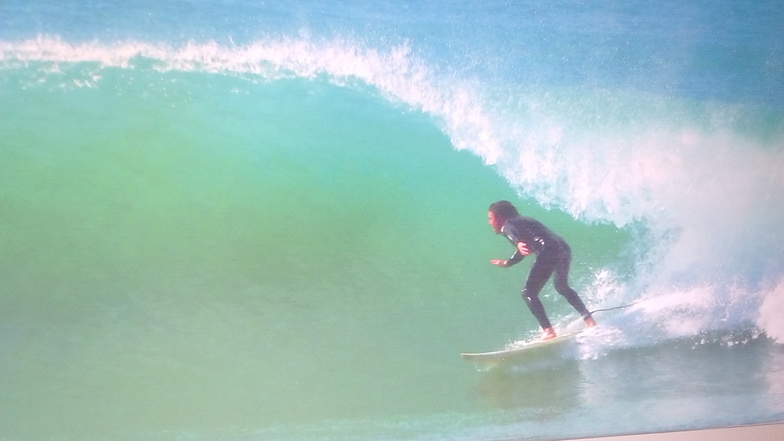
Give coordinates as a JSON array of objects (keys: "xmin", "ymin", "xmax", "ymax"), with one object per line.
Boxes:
[{"xmin": 1, "ymin": 1, "xmax": 783, "ymax": 441}]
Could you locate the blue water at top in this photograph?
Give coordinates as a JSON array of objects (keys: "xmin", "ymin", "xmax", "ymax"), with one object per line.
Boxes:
[
  {"xmin": 2, "ymin": 0, "xmax": 782, "ymax": 105},
  {"xmin": 2, "ymin": 2, "xmax": 784, "ymax": 440}
]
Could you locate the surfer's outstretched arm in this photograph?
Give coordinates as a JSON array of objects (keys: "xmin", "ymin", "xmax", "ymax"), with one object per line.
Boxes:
[{"xmin": 491, "ymin": 241, "xmax": 529, "ymax": 267}]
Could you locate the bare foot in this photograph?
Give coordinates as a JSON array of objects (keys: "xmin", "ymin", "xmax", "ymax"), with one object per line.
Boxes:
[
  {"xmin": 541, "ymin": 327, "xmax": 557, "ymax": 340},
  {"xmin": 584, "ymin": 316, "xmax": 597, "ymax": 328}
]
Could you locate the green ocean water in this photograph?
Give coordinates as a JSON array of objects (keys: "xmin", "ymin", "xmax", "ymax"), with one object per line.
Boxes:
[
  {"xmin": 0, "ymin": 67, "xmax": 632, "ymax": 438},
  {"xmin": 2, "ymin": 6, "xmax": 784, "ymax": 438}
]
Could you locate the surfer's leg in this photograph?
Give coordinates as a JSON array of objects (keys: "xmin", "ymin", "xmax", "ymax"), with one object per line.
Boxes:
[
  {"xmin": 522, "ymin": 257, "xmax": 556, "ymax": 330},
  {"xmin": 553, "ymin": 248, "xmax": 594, "ymax": 322}
]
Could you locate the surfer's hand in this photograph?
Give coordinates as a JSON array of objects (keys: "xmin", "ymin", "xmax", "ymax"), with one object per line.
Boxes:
[
  {"xmin": 516, "ymin": 241, "xmax": 531, "ymax": 256},
  {"xmin": 490, "ymin": 259, "xmax": 508, "ymax": 267}
]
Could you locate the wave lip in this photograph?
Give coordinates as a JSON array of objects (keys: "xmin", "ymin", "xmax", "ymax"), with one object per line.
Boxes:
[
  {"xmin": 1, "ymin": 34, "xmax": 504, "ymax": 159},
  {"xmin": 3, "ymin": 34, "xmax": 783, "ymax": 345}
]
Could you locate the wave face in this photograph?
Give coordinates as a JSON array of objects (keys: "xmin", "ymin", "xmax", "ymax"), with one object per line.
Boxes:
[{"xmin": 1, "ymin": 1, "xmax": 783, "ymax": 440}]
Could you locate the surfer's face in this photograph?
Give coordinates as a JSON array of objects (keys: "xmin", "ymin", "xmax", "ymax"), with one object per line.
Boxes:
[{"xmin": 488, "ymin": 211, "xmax": 503, "ymax": 234}]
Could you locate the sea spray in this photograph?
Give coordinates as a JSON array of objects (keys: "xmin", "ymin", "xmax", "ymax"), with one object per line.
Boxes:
[{"xmin": 2, "ymin": 2, "xmax": 783, "ymax": 438}]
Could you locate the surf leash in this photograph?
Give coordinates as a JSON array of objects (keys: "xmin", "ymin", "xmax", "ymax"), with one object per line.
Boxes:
[{"xmin": 588, "ymin": 296, "xmax": 652, "ymax": 315}]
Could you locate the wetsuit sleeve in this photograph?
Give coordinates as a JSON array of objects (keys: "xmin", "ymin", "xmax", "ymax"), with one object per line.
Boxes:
[
  {"xmin": 501, "ymin": 222, "xmax": 526, "ymax": 266},
  {"xmin": 506, "ymin": 250, "xmax": 525, "ymax": 266}
]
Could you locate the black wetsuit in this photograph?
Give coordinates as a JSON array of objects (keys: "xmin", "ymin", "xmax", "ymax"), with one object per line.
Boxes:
[{"xmin": 501, "ymin": 216, "xmax": 592, "ymax": 329}]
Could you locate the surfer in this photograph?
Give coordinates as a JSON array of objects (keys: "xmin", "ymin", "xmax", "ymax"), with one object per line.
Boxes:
[{"xmin": 488, "ymin": 200, "xmax": 596, "ymax": 340}]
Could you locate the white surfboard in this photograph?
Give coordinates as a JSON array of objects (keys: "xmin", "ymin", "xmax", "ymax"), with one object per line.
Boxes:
[{"xmin": 461, "ymin": 331, "xmax": 583, "ymax": 369}]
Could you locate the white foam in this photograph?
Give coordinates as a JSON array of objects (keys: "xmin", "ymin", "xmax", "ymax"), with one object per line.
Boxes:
[
  {"xmin": 3, "ymin": 35, "xmax": 783, "ymax": 343},
  {"xmin": 757, "ymin": 279, "xmax": 784, "ymax": 343},
  {"xmin": 1, "ymin": 35, "xmax": 502, "ymax": 158}
]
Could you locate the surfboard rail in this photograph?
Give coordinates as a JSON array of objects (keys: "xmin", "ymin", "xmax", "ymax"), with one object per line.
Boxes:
[{"xmin": 461, "ymin": 331, "xmax": 583, "ymax": 369}]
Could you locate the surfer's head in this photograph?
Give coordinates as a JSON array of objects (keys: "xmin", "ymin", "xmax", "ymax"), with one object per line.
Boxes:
[{"xmin": 488, "ymin": 200, "xmax": 519, "ymax": 233}]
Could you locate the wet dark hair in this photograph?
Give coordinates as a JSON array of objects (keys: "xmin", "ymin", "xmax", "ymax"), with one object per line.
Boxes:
[{"xmin": 488, "ymin": 200, "xmax": 520, "ymax": 221}]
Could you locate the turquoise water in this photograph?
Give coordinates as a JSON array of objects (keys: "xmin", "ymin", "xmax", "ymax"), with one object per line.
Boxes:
[{"xmin": 1, "ymin": 1, "xmax": 783, "ymax": 440}]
